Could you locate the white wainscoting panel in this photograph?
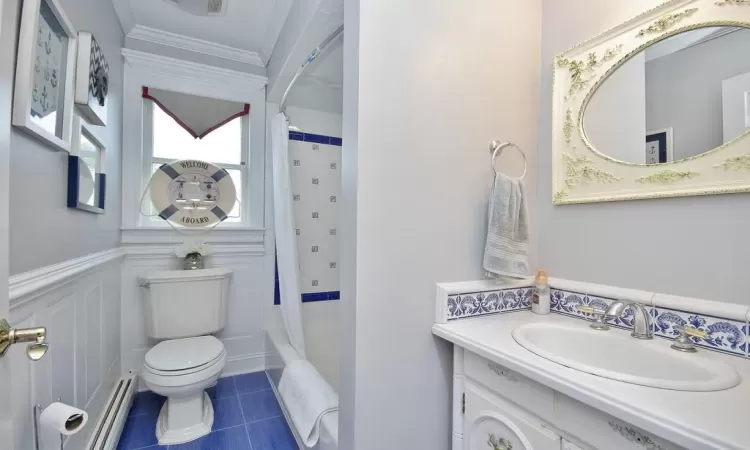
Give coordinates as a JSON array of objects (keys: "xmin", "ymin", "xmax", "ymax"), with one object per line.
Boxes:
[
  {"xmin": 121, "ymin": 248, "xmax": 275, "ymax": 388},
  {"xmin": 8, "ymin": 250, "xmax": 123, "ymax": 450}
]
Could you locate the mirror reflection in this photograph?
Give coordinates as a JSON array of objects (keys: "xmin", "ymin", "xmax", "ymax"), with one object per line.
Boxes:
[{"xmin": 584, "ymin": 26, "xmax": 750, "ymax": 164}]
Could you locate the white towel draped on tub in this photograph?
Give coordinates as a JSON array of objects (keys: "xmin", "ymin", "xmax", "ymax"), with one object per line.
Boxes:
[
  {"xmin": 279, "ymin": 360, "xmax": 339, "ymax": 447},
  {"xmin": 483, "ymin": 172, "xmax": 529, "ymax": 279}
]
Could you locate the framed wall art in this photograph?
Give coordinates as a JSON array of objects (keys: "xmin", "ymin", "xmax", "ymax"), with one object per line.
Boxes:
[
  {"xmin": 12, "ymin": 0, "xmax": 78, "ymax": 152},
  {"xmin": 75, "ymin": 31, "xmax": 109, "ymax": 126},
  {"xmin": 68, "ymin": 115, "xmax": 106, "ymax": 213},
  {"xmin": 646, "ymin": 128, "xmax": 674, "ymax": 164}
]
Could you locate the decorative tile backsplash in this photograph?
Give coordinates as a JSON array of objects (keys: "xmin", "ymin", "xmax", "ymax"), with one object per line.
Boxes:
[
  {"xmin": 447, "ymin": 287, "xmax": 533, "ymax": 320},
  {"xmin": 275, "ymin": 132, "xmax": 341, "ymax": 304},
  {"xmin": 650, "ymin": 307, "xmax": 747, "ymax": 357},
  {"xmin": 553, "ymin": 288, "xmax": 749, "ymax": 357},
  {"xmin": 440, "ymin": 280, "xmax": 750, "ymax": 358}
]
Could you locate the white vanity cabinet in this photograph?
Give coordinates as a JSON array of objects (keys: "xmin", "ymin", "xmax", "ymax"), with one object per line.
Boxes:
[
  {"xmin": 454, "ymin": 348, "xmax": 685, "ymax": 450},
  {"xmin": 463, "ymin": 381, "xmax": 560, "ymax": 450}
]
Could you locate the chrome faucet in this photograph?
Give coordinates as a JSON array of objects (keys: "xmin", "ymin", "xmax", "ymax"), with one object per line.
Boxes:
[{"xmin": 605, "ymin": 301, "xmax": 653, "ymax": 340}]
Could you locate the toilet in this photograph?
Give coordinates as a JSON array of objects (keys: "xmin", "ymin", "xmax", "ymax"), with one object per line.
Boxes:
[{"xmin": 139, "ymin": 267, "xmax": 232, "ymax": 445}]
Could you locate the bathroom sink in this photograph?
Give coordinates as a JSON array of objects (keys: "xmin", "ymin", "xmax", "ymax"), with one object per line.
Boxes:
[{"xmin": 512, "ymin": 322, "xmax": 740, "ymax": 391}]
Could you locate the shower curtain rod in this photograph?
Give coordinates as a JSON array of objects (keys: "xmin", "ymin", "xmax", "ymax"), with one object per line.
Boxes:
[{"xmin": 279, "ymin": 25, "xmax": 344, "ymax": 115}]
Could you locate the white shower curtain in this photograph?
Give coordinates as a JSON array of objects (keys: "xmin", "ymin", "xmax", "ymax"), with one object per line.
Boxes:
[{"xmin": 272, "ymin": 113, "xmax": 307, "ymax": 358}]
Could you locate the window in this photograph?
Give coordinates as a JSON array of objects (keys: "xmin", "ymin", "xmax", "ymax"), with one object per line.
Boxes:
[{"xmin": 142, "ymin": 99, "xmax": 249, "ymax": 225}]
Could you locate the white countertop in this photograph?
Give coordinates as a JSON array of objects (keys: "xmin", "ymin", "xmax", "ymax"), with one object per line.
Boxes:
[{"xmin": 432, "ymin": 311, "xmax": 750, "ymax": 450}]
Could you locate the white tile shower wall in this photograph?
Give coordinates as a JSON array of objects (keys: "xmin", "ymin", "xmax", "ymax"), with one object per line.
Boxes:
[
  {"xmin": 9, "ymin": 251, "xmax": 123, "ymax": 449},
  {"xmin": 289, "ymin": 136, "xmax": 342, "ymax": 296},
  {"xmin": 120, "ymin": 250, "xmax": 276, "ymax": 386},
  {"xmin": 286, "ymin": 132, "xmax": 342, "ymax": 391}
]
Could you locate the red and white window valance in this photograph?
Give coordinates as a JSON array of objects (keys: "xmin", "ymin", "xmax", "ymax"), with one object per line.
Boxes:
[{"xmin": 142, "ymin": 87, "xmax": 250, "ymax": 139}]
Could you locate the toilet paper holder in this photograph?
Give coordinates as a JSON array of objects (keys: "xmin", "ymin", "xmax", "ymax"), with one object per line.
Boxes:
[{"xmin": 33, "ymin": 398, "xmax": 64, "ymax": 450}]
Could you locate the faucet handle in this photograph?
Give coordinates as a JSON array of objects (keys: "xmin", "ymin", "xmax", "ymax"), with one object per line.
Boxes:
[
  {"xmin": 675, "ymin": 325, "xmax": 707, "ymax": 339},
  {"xmin": 576, "ymin": 306, "xmax": 610, "ymax": 331},
  {"xmin": 671, "ymin": 325, "xmax": 707, "ymax": 353}
]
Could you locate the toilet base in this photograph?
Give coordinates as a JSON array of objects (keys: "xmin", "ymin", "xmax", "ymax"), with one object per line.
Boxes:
[{"xmin": 155, "ymin": 391, "xmax": 214, "ymax": 445}]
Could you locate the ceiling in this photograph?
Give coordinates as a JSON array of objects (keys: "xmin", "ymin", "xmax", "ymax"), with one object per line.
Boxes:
[
  {"xmin": 112, "ymin": 0, "xmax": 290, "ymax": 63},
  {"xmin": 286, "ymin": 36, "xmax": 343, "ymax": 113},
  {"xmin": 112, "ymin": 0, "xmax": 344, "ymax": 113}
]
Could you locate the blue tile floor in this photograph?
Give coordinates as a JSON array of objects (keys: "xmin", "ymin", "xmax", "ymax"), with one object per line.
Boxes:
[{"xmin": 118, "ymin": 372, "xmax": 299, "ymax": 450}]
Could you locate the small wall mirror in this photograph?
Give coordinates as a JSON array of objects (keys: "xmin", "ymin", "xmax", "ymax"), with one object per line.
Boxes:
[
  {"xmin": 552, "ymin": 0, "xmax": 750, "ymax": 204},
  {"xmin": 584, "ymin": 26, "xmax": 750, "ymax": 165}
]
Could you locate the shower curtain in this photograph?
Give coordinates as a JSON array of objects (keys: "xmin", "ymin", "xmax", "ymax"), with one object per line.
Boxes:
[{"xmin": 272, "ymin": 113, "xmax": 307, "ymax": 359}]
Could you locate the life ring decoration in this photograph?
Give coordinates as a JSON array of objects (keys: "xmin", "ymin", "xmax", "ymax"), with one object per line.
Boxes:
[{"xmin": 149, "ymin": 159, "xmax": 237, "ymax": 228}]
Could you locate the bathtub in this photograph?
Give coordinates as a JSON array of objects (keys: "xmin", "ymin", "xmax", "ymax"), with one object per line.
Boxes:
[{"xmin": 265, "ymin": 328, "xmax": 339, "ymax": 450}]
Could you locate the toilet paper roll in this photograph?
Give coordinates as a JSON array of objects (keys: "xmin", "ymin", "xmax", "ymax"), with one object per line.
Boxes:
[{"xmin": 39, "ymin": 402, "xmax": 88, "ymax": 435}]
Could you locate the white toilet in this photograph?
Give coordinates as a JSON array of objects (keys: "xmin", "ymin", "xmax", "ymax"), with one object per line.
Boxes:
[{"xmin": 139, "ymin": 267, "xmax": 232, "ymax": 445}]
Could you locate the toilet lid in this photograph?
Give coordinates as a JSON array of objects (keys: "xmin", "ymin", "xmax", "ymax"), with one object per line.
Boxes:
[{"xmin": 145, "ymin": 336, "xmax": 224, "ymax": 371}]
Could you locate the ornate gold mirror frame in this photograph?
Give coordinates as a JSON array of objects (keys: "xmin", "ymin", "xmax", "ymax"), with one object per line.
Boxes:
[{"xmin": 552, "ymin": 0, "xmax": 750, "ymax": 204}]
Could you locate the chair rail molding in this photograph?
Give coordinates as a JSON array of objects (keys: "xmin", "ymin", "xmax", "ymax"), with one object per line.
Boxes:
[
  {"xmin": 126, "ymin": 25, "xmax": 266, "ymax": 67},
  {"xmin": 9, "ymin": 248, "xmax": 125, "ymax": 308}
]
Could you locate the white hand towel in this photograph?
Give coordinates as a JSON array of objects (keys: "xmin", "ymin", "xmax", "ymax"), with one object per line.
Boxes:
[
  {"xmin": 279, "ymin": 360, "xmax": 339, "ymax": 447},
  {"xmin": 483, "ymin": 173, "xmax": 529, "ymax": 279}
]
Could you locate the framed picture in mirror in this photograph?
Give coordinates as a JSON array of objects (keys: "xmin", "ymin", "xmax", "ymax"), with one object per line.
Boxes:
[
  {"xmin": 12, "ymin": 0, "xmax": 77, "ymax": 153},
  {"xmin": 552, "ymin": 0, "xmax": 750, "ymax": 204},
  {"xmin": 646, "ymin": 128, "xmax": 673, "ymax": 164},
  {"xmin": 68, "ymin": 116, "xmax": 106, "ymax": 214}
]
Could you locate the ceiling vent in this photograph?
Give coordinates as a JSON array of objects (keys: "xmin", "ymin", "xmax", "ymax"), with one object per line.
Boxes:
[{"xmin": 166, "ymin": 0, "xmax": 227, "ymax": 16}]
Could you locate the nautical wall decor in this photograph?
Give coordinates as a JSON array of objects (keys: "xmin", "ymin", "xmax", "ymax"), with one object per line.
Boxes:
[
  {"xmin": 147, "ymin": 160, "xmax": 237, "ymax": 228},
  {"xmin": 12, "ymin": 0, "xmax": 78, "ymax": 152},
  {"xmin": 75, "ymin": 32, "xmax": 109, "ymax": 126},
  {"xmin": 68, "ymin": 115, "xmax": 106, "ymax": 213}
]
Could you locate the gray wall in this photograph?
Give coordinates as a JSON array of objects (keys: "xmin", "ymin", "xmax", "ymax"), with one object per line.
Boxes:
[
  {"xmin": 339, "ymin": 0, "xmax": 541, "ymax": 448},
  {"xmin": 7, "ymin": 0, "xmax": 124, "ymax": 274},
  {"xmin": 539, "ymin": 0, "xmax": 750, "ymax": 304},
  {"xmin": 646, "ymin": 28, "xmax": 750, "ymax": 161}
]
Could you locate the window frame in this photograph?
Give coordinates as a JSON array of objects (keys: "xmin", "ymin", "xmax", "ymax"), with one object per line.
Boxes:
[
  {"xmin": 120, "ymin": 49, "xmax": 268, "ymax": 244},
  {"xmin": 141, "ymin": 100, "xmax": 251, "ymax": 226}
]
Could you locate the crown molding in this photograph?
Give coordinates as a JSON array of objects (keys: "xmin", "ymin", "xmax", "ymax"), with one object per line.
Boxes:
[
  {"xmin": 121, "ymin": 48, "xmax": 268, "ymax": 87},
  {"xmin": 127, "ymin": 25, "xmax": 265, "ymax": 67}
]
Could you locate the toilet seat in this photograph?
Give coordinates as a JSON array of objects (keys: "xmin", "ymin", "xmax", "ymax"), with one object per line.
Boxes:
[
  {"xmin": 145, "ymin": 350, "xmax": 226, "ymax": 377},
  {"xmin": 146, "ymin": 335, "xmax": 224, "ymax": 371}
]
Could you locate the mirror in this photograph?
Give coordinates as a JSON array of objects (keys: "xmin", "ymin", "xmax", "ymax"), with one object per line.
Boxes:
[{"xmin": 583, "ymin": 26, "xmax": 750, "ymax": 165}]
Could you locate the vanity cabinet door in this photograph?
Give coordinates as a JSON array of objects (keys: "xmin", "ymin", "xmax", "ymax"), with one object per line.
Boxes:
[{"xmin": 464, "ymin": 381, "xmax": 560, "ymax": 450}]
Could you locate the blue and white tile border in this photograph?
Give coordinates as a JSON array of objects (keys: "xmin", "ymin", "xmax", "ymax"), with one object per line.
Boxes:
[
  {"xmin": 436, "ymin": 278, "xmax": 535, "ymax": 322},
  {"xmin": 436, "ymin": 277, "xmax": 750, "ymax": 358}
]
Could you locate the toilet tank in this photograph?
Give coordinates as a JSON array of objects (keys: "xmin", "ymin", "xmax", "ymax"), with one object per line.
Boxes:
[{"xmin": 140, "ymin": 268, "xmax": 232, "ymax": 339}]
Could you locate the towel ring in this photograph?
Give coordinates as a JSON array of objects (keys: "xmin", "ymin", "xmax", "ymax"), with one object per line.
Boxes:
[{"xmin": 490, "ymin": 140, "xmax": 527, "ymax": 179}]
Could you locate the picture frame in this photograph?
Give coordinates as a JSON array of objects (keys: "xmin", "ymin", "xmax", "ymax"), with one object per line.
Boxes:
[
  {"xmin": 645, "ymin": 128, "xmax": 674, "ymax": 164},
  {"xmin": 68, "ymin": 115, "xmax": 106, "ymax": 214},
  {"xmin": 12, "ymin": 0, "xmax": 78, "ymax": 153},
  {"xmin": 74, "ymin": 32, "xmax": 109, "ymax": 126}
]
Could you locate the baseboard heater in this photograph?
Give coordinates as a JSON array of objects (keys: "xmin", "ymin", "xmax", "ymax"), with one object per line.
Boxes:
[{"xmin": 86, "ymin": 372, "xmax": 138, "ymax": 450}]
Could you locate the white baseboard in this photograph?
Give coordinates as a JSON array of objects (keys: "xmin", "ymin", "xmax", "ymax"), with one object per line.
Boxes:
[{"xmin": 223, "ymin": 352, "xmax": 268, "ymax": 377}]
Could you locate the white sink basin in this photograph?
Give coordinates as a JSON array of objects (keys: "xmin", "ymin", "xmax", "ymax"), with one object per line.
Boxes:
[{"xmin": 512, "ymin": 322, "xmax": 740, "ymax": 392}]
